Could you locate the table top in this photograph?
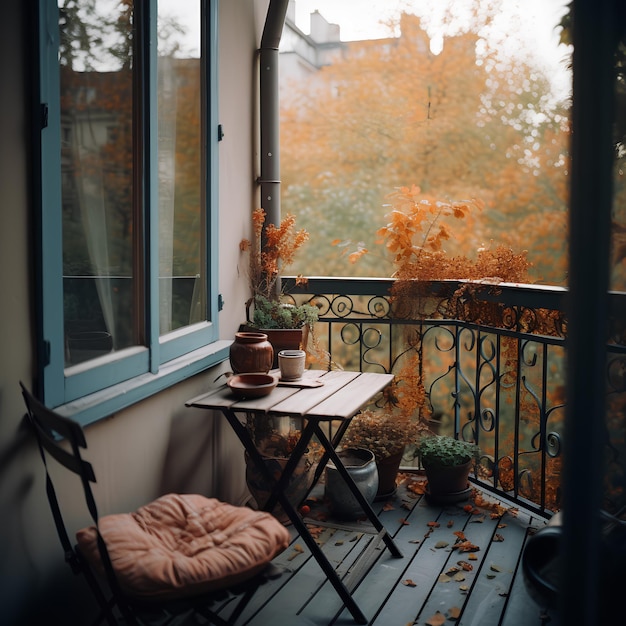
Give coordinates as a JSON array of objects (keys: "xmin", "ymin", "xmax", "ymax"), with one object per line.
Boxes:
[{"xmin": 186, "ymin": 369, "xmax": 394, "ymax": 421}]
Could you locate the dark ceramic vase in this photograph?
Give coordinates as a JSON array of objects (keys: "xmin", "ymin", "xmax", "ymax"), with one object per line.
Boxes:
[
  {"xmin": 325, "ymin": 448, "xmax": 379, "ymax": 520},
  {"xmin": 244, "ymin": 451, "xmax": 316, "ymax": 523},
  {"xmin": 229, "ymin": 332, "xmax": 274, "ymax": 374}
]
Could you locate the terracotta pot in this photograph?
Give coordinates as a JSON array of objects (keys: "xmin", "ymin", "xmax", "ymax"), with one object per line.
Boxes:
[
  {"xmin": 242, "ymin": 324, "xmax": 308, "ymax": 368},
  {"xmin": 424, "ymin": 459, "xmax": 473, "ymax": 497},
  {"xmin": 375, "ymin": 448, "xmax": 405, "ymax": 499},
  {"xmin": 229, "ymin": 332, "xmax": 274, "ymax": 374}
]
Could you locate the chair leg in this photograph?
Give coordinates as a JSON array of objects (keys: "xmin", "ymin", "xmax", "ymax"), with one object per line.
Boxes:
[
  {"xmin": 89, "ymin": 597, "xmax": 117, "ymax": 626},
  {"xmin": 79, "ymin": 555, "xmax": 118, "ymax": 626}
]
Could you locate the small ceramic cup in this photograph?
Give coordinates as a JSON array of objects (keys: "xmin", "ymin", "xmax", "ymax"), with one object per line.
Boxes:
[{"xmin": 278, "ymin": 349, "xmax": 306, "ymax": 381}]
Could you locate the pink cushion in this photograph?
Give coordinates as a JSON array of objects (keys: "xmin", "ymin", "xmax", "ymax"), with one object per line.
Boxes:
[{"xmin": 76, "ymin": 493, "xmax": 290, "ymax": 600}]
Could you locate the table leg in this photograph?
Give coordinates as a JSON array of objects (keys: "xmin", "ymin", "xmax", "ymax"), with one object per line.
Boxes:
[
  {"xmin": 221, "ymin": 410, "xmax": 368, "ymax": 624},
  {"xmin": 313, "ymin": 424, "xmax": 403, "ymax": 559},
  {"xmin": 311, "ymin": 417, "xmax": 353, "ymax": 486}
]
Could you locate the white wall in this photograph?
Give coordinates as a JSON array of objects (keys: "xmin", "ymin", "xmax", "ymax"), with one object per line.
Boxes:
[{"xmin": 0, "ymin": 1, "xmax": 270, "ymax": 623}]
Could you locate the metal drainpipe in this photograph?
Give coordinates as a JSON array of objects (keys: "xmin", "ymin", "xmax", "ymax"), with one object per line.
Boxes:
[{"xmin": 259, "ymin": 0, "xmax": 289, "ymax": 230}]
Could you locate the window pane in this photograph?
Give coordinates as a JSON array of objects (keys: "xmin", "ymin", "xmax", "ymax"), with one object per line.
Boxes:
[
  {"xmin": 60, "ymin": 0, "xmax": 136, "ymax": 366},
  {"xmin": 158, "ymin": 0, "xmax": 205, "ymax": 334}
]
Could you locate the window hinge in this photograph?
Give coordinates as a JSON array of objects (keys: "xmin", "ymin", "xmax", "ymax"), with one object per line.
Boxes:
[
  {"xmin": 218, "ymin": 124, "xmax": 224, "ymax": 141},
  {"xmin": 43, "ymin": 340, "xmax": 51, "ymax": 367},
  {"xmin": 41, "ymin": 103, "xmax": 48, "ymax": 129},
  {"xmin": 218, "ymin": 294, "xmax": 224, "ymax": 311}
]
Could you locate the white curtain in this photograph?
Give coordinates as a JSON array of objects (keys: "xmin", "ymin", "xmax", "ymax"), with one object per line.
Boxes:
[
  {"xmin": 75, "ymin": 133, "xmax": 117, "ymax": 348},
  {"xmin": 158, "ymin": 55, "xmax": 177, "ymax": 334}
]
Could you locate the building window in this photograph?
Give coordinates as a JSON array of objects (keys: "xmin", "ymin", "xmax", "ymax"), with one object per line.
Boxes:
[{"xmin": 37, "ymin": 0, "xmax": 221, "ymax": 418}]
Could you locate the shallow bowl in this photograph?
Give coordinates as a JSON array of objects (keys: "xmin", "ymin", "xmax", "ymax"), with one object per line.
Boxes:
[{"xmin": 227, "ymin": 373, "xmax": 278, "ymax": 399}]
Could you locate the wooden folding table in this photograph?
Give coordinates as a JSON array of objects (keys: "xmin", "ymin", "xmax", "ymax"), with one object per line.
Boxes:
[{"xmin": 186, "ymin": 369, "xmax": 402, "ymax": 624}]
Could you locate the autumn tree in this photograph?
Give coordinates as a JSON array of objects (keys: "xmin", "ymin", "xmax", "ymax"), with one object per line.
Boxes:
[{"xmin": 280, "ymin": 8, "xmax": 571, "ymax": 284}]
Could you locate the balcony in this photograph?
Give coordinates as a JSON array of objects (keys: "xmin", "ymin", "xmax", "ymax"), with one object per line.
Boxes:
[{"xmin": 203, "ymin": 276, "xmax": 624, "ymax": 625}]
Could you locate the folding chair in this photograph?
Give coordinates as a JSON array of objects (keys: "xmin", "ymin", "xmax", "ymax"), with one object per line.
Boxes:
[{"xmin": 20, "ymin": 382, "xmax": 290, "ymax": 625}]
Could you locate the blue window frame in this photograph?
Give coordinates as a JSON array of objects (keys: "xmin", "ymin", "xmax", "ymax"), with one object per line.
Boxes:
[{"xmin": 35, "ymin": 0, "xmax": 226, "ymax": 424}]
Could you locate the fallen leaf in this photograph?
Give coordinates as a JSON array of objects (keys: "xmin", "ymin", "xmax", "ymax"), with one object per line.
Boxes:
[
  {"xmin": 425, "ymin": 612, "xmax": 446, "ymax": 626},
  {"xmin": 452, "ymin": 540, "xmax": 480, "ymax": 552},
  {"xmin": 409, "ymin": 539, "xmax": 421, "ymax": 544},
  {"xmin": 497, "ymin": 523, "xmax": 508, "ymax": 529},
  {"xmin": 458, "ymin": 560, "xmax": 473, "ymax": 571},
  {"xmin": 468, "ymin": 553, "xmax": 478, "ymax": 560},
  {"xmin": 335, "ymin": 540, "xmax": 344, "ymax": 546},
  {"xmin": 448, "ymin": 606, "xmax": 462, "ymax": 620},
  {"xmin": 445, "ymin": 566, "xmax": 460, "ymax": 576},
  {"xmin": 383, "ymin": 502, "xmax": 395, "ymax": 511},
  {"xmin": 307, "ymin": 524, "xmax": 324, "ymax": 533},
  {"xmin": 493, "ymin": 533, "xmax": 504, "ymax": 542},
  {"xmin": 447, "ymin": 520, "xmax": 455, "ymax": 528},
  {"xmin": 402, "ymin": 579, "xmax": 417, "ymax": 587},
  {"xmin": 459, "ymin": 585, "xmax": 469, "ymax": 592},
  {"xmin": 490, "ymin": 563, "xmax": 503, "ymax": 572},
  {"xmin": 400, "ymin": 518, "xmax": 410, "ymax": 525},
  {"xmin": 435, "ymin": 540, "xmax": 449, "ymax": 549},
  {"xmin": 407, "ymin": 479, "xmax": 427, "ymax": 495},
  {"xmin": 486, "ymin": 574, "xmax": 496, "ymax": 579},
  {"xmin": 453, "ymin": 572, "xmax": 466, "ymax": 582},
  {"xmin": 438, "ymin": 573, "xmax": 452, "ymax": 583},
  {"xmin": 470, "ymin": 515, "xmax": 485, "ymax": 523},
  {"xmin": 427, "ymin": 521, "xmax": 440, "ymax": 528},
  {"xmin": 454, "ymin": 531, "xmax": 466, "ymax": 541},
  {"xmin": 287, "ymin": 545, "xmax": 304, "ymax": 561}
]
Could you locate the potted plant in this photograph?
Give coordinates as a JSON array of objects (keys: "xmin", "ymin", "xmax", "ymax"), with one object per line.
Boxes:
[
  {"xmin": 240, "ymin": 208, "xmax": 319, "ymax": 363},
  {"xmin": 339, "ymin": 356, "xmax": 431, "ymax": 498},
  {"xmin": 244, "ymin": 414, "xmax": 323, "ymax": 522},
  {"xmin": 341, "ymin": 408, "xmax": 423, "ymax": 499},
  {"xmin": 416, "ymin": 434, "xmax": 480, "ymax": 503}
]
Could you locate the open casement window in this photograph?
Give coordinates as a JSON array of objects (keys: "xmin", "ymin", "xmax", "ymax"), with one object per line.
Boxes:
[{"xmin": 37, "ymin": 0, "xmax": 223, "ymax": 422}]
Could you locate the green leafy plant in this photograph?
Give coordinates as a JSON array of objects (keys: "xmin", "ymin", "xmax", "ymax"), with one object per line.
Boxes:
[
  {"xmin": 416, "ymin": 435, "xmax": 480, "ymax": 469},
  {"xmin": 249, "ymin": 295, "xmax": 318, "ymax": 330}
]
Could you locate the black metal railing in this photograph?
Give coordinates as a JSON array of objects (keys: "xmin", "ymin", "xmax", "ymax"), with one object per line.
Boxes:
[{"xmin": 284, "ymin": 276, "xmax": 626, "ymax": 519}]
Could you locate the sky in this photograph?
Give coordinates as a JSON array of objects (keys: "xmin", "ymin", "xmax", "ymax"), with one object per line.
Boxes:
[
  {"xmin": 292, "ymin": 0, "xmax": 572, "ymax": 100},
  {"xmin": 293, "ymin": 0, "xmax": 569, "ymax": 43}
]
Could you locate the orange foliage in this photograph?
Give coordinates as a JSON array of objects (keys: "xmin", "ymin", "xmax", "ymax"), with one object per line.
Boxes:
[
  {"xmin": 281, "ymin": 13, "xmax": 571, "ymax": 284},
  {"xmin": 241, "ymin": 208, "xmax": 310, "ymax": 303}
]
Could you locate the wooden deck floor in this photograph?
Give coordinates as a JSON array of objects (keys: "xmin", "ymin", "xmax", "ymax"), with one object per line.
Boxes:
[{"xmin": 215, "ymin": 472, "xmax": 559, "ymax": 626}]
